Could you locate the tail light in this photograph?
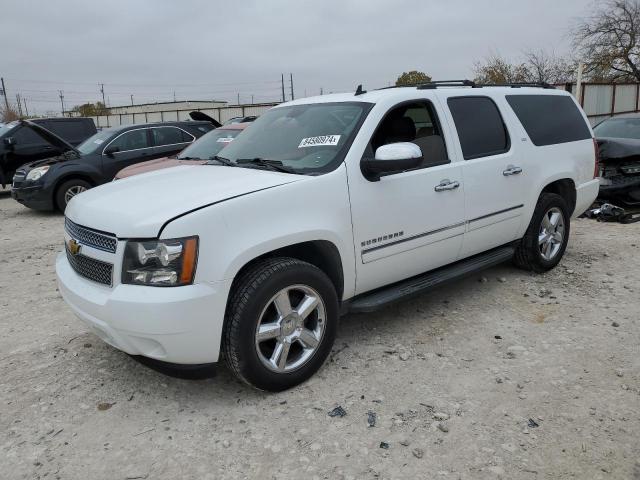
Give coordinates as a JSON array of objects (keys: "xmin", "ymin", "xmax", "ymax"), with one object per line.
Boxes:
[{"xmin": 593, "ymin": 138, "xmax": 600, "ymax": 179}]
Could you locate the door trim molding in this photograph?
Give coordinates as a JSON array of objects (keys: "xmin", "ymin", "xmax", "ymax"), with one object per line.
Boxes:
[{"xmin": 360, "ymin": 204, "xmax": 524, "ymax": 255}]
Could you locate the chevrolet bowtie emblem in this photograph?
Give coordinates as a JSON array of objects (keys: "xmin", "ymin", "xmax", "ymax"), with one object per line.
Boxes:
[{"xmin": 67, "ymin": 238, "xmax": 81, "ymax": 256}]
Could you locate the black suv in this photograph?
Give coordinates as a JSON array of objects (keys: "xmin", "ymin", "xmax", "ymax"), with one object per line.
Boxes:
[
  {"xmin": 11, "ymin": 119, "xmax": 216, "ymax": 212},
  {"xmin": 0, "ymin": 117, "xmax": 96, "ymax": 186}
]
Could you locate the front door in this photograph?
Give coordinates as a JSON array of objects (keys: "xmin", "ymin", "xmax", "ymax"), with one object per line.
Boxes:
[
  {"xmin": 101, "ymin": 128, "xmax": 154, "ymax": 179},
  {"xmin": 347, "ymin": 100, "xmax": 466, "ymax": 295},
  {"xmin": 443, "ymin": 95, "xmax": 526, "ymax": 258}
]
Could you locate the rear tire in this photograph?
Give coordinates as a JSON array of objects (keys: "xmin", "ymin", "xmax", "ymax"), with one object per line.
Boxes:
[
  {"xmin": 55, "ymin": 179, "xmax": 92, "ymax": 212},
  {"xmin": 223, "ymin": 257, "xmax": 338, "ymax": 391},
  {"xmin": 514, "ymin": 193, "xmax": 570, "ymax": 273}
]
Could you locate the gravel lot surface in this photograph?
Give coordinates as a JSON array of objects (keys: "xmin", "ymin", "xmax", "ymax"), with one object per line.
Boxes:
[{"xmin": 1, "ymin": 191, "xmax": 639, "ymax": 480}]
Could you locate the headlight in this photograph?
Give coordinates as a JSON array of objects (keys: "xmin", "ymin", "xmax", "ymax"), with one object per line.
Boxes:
[
  {"xmin": 26, "ymin": 166, "xmax": 50, "ymax": 181},
  {"xmin": 122, "ymin": 236, "xmax": 198, "ymax": 286}
]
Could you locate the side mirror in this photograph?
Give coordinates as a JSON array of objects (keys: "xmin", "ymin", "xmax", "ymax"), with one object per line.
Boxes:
[
  {"xmin": 104, "ymin": 145, "xmax": 120, "ymax": 157},
  {"xmin": 3, "ymin": 137, "xmax": 16, "ymax": 149},
  {"xmin": 361, "ymin": 142, "xmax": 422, "ymax": 181}
]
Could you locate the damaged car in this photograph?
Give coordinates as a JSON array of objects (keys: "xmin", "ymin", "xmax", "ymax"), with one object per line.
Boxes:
[
  {"xmin": 594, "ymin": 114, "xmax": 640, "ymax": 206},
  {"xmin": 12, "ymin": 116, "xmax": 217, "ymax": 212}
]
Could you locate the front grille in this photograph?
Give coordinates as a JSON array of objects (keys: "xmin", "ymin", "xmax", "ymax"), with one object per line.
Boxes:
[
  {"xmin": 12, "ymin": 170, "xmax": 26, "ymax": 187},
  {"xmin": 65, "ymin": 218, "xmax": 117, "ymax": 253},
  {"xmin": 66, "ymin": 245, "xmax": 113, "ymax": 286}
]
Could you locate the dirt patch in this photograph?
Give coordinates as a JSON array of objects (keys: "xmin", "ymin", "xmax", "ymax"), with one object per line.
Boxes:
[{"xmin": 1, "ymin": 192, "xmax": 639, "ymax": 479}]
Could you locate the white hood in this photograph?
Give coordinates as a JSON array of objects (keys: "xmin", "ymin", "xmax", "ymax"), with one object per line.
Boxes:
[{"xmin": 65, "ymin": 165, "xmax": 302, "ymax": 237}]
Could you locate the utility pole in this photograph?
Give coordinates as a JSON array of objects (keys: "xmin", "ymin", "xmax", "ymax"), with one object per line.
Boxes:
[
  {"xmin": 1, "ymin": 77, "xmax": 10, "ymax": 112},
  {"xmin": 290, "ymin": 73, "xmax": 294, "ymax": 101},
  {"xmin": 22, "ymin": 97, "xmax": 28, "ymax": 117},
  {"xmin": 251, "ymin": 94, "xmax": 254, "ymax": 104},
  {"xmin": 59, "ymin": 90, "xmax": 65, "ymax": 116},
  {"xmin": 320, "ymin": 87, "xmax": 323, "ymax": 95},
  {"xmin": 100, "ymin": 83, "xmax": 105, "ymax": 106},
  {"xmin": 130, "ymin": 94, "xmax": 134, "ymax": 106},
  {"xmin": 281, "ymin": 74, "xmax": 285, "ymax": 102},
  {"xmin": 173, "ymin": 91, "xmax": 176, "ymax": 102},
  {"xmin": 237, "ymin": 93, "xmax": 240, "ymax": 105}
]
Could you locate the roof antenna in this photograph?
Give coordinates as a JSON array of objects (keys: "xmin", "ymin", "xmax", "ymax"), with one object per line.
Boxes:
[{"xmin": 355, "ymin": 84, "xmax": 366, "ymax": 96}]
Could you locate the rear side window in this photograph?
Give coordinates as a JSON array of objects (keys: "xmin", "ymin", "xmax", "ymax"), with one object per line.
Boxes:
[
  {"xmin": 152, "ymin": 127, "xmax": 190, "ymax": 146},
  {"xmin": 448, "ymin": 97, "xmax": 510, "ymax": 159},
  {"xmin": 506, "ymin": 95, "xmax": 592, "ymax": 146}
]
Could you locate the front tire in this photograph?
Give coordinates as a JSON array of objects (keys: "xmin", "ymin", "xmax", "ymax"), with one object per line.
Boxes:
[
  {"xmin": 223, "ymin": 257, "xmax": 338, "ymax": 391},
  {"xmin": 55, "ymin": 179, "xmax": 92, "ymax": 212},
  {"xmin": 514, "ymin": 192, "xmax": 570, "ymax": 272}
]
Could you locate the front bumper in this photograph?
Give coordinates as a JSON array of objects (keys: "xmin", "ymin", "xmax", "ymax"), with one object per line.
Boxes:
[
  {"xmin": 11, "ymin": 183, "xmax": 54, "ymax": 211},
  {"xmin": 56, "ymin": 252, "xmax": 231, "ymax": 364}
]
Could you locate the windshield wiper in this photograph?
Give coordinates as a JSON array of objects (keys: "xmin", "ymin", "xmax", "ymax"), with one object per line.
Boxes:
[
  {"xmin": 177, "ymin": 156, "xmax": 203, "ymax": 161},
  {"xmin": 236, "ymin": 158, "xmax": 296, "ymax": 173},
  {"xmin": 207, "ymin": 155, "xmax": 236, "ymax": 166}
]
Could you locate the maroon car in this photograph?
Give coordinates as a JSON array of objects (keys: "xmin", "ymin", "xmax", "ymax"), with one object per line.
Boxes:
[{"xmin": 115, "ymin": 122, "xmax": 250, "ymax": 179}]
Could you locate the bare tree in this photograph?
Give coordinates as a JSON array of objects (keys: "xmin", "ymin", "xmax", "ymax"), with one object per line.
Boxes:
[
  {"xmin": 573, "ymin": 0, "xmax": 640, "ymax": 81},
  {"xmin": 523, "ymin": 49, "xmax": 574, "ymax": 84}
]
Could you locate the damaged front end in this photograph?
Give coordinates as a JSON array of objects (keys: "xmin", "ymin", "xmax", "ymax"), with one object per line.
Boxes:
[{"xmin": 597, "ymin": 137, "xmax": 640, "ymax": 206}]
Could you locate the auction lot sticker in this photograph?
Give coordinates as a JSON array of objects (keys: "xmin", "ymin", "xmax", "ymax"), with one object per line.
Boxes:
[{"xmin": 298, "ymin": 135, "xmax": 341, "ymax": 148}]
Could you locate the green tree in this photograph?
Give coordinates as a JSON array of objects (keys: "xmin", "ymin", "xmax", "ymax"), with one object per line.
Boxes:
[
  {"xmin": 395, "ymin": 70, "xmax": 432, "ymax": 87},
  {"xmin": 72, "ymin": 101, "xmax": 108, "ymax": 117}
]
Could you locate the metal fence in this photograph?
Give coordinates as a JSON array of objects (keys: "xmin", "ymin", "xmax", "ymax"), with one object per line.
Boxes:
[
  {"xmin": 561, "ymin": 82, "xmax": 640, "ymax": 125},
  {"xmin": 89, "ymin": 102, "xmax": 279, "ymax": 129}
]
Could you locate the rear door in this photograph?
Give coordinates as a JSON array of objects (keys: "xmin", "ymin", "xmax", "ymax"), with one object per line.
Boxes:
[
  {"xmin": 442, "ymin": 94, "xmax": 527, "ymax": 258},
  {"xmin": 151, "ymin": 126, "xmax": 194, "ymax": 158},
  {"xmin": 100, "ymin": 128, "xmax": 153, "ymax": 179}
]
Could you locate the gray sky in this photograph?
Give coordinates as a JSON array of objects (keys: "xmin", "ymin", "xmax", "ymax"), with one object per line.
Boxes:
[{"xmin": 0, "ymin": 0, "xmax": 592, "ymax": 116}]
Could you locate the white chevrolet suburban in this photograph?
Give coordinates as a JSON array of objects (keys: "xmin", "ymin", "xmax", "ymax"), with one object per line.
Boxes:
[{"xmin": 56, "ymin": 81, "xmax": 599, "ymax": 391}]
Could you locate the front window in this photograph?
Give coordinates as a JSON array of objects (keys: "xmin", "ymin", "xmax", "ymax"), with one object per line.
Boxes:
[
  {"xmin": 594, "ymin": 117, "xmax": 640, "ymax": 140},
  {"xmin": 77, "ymin": 129, "xmax": 117, "ymax": 154},
  {"xmin": 178, "ymin": 128, "xmax": 244, "ymax": 160},
  {"xmin": 217, "ymin": 102, "xmax": 371, "ymax": 174}
]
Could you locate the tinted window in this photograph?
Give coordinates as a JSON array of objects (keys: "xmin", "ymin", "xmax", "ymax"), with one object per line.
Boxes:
[
  {"xmin": 13, "ymin": 126, "xmax": 47, "ymax": 146},
  {"xmin": 109, "ymin": 129, "xmax": 149, "ymax": 151},
  {"xmin": 152, "ymin": 127, "xmax": 188, "ymax": 146},
  {"xmin": 45, "ymin": 120, "xmax": 93, "ymax": 143},
  {"xmin": 593, "ymin": 117, "xmax": 640, "ymax": 140},
  {"xmin": 506, "ymin": 95, "xmax": 591, "ymax": 146},
  {"xmin": 448, "ymin": 97, "xmax": 509, "ymax": 159}
]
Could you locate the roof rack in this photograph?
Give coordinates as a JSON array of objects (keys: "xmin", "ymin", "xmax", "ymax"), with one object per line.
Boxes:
[
  {"xmin": 478, "ymin": 82, "xmax": 555, "ymax": 89},
  {"xmin": 417, "ymin": 80, "xmax": 477, "ymax": 89}
]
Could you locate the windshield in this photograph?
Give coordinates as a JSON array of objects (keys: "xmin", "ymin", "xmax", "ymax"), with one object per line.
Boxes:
[
  {"xmin": 218, "ymin": 102, "xmax": 371, "ymax": 174},
  {"xmin": 0, "ymin": 121, "xmax": 19, "ymax": 138},
  {"xmin": 77, "ymin": 129, "xmax": 116, "ymax": 154},
  {"xmin": 177, "ymin": 128, "xmax": 243, "ymax": 160},
  {"xmin": 594, "ymin": 117, "xmax": 640, "ymax": 140}
]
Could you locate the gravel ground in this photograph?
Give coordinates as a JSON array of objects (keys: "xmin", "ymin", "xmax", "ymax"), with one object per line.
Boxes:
[{"xmin": 1, "ymin": 191, "xmax": 639, "ymax": 480}]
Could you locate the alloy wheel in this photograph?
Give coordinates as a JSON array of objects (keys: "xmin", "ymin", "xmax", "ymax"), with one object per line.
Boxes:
[
  {"xmin": 538, "ymin": 206, "xmax": 565, "ymax": 261},
  {"xmin": 64, "ymin": 185, "xmax": 87, "ymax": 205},
  {"xmin": 254, "ymin": 284, "xmax": 326, "ymax": 373}
]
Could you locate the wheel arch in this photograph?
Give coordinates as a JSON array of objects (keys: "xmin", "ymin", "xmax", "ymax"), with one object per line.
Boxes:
[
  {"xmin": 228, "ymin": 239, "xmax": 345, "ymax": 302},
  {"xmin": 52, "ymin": 173, "xmax": 98, "ymax": 209},
  {"xmin": 539, "ymin": 177, "xmax": 576, "ymax": 215}
]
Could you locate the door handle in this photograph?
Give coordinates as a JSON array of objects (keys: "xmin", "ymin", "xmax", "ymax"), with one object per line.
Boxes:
[
  {"xmin": 434, "ymin": 179, "xmax": 460, "ymax": 192},
  {"xmin": 503, "ymin": 165, "xmax": 523, "ymax": 176}
]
